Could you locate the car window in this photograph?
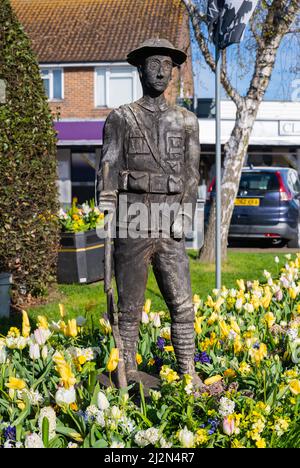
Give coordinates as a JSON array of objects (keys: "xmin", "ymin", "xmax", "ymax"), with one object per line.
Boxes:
[
  {"xmin": 287, "ymin": 170, "xmax": 300, "ymax": 194},
  {"xmin": 239, "ymin": 173, "xmax": 279, "ymax": 192}
]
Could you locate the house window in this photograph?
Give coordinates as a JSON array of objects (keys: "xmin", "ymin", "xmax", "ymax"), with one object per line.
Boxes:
[
  {"xmin": 95, "ymin": 65, "xmax": 142, "ymax": 108},
  {"xmin": 71, "ymin": 152, "xmax": 98, "ymax": 204},
  {"xmin": 41, "ymin": 68, "xmax": 63, "ymax": 100}
]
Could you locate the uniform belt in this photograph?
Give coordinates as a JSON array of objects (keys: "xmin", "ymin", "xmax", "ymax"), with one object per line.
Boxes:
[{"xmin": 119, "ymin": 171, "xmax": 184, "ymax": 194}]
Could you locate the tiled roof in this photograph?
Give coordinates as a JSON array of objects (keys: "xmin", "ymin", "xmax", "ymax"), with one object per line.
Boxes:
[{"xmin": 11, "ymin": 0, "xmax": 187, "ymax": 63}]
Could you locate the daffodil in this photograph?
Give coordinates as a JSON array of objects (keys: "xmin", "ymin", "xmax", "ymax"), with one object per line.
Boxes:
[
  {"xmin": 160, "ymin": 365, "xmax": 179, "ymax": 384},
  {"xmin": 107, "ymin": 348, "xmax": 119, "ymax": 372},
  {"xmin": 6, "ymin": 377, "xmax": 26, "ymax": 391}
]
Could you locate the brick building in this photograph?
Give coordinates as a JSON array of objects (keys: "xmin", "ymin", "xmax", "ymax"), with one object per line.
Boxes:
[{"xmin": 12, "ymin": 0, "xmax": 194, "ymax": 205}]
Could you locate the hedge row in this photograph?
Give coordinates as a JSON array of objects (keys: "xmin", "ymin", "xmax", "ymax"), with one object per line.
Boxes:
[{"xmin": 0, "ymin": 0, "xmax": 59, "ymax": 306}]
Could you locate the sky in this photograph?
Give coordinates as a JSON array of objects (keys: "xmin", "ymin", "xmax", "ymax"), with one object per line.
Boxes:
[{"xmin": 191, "ymin": 22, "xmax": 300, "ymax": 101}]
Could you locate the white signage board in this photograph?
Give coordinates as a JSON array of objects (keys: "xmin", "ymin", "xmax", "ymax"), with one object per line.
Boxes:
[{"xmin": 279, "ymin": 121, "xmax": 300, "ymax": 136}]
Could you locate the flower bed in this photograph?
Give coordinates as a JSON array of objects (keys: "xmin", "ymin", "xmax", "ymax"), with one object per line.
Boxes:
[{"xmin": 1, "ymin": 255, "xmax": 300, "ymax": 448}]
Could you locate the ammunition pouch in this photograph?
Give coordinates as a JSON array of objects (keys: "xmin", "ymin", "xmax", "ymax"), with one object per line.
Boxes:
[{"xmin": 119, "ymin": 171, "xmax": 183, "ymax": 194}]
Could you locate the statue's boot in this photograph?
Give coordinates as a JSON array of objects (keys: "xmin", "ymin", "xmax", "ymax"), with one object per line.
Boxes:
[{"xmin": 171, "ymin": 321, "xmax": 204, "ymax": 389}]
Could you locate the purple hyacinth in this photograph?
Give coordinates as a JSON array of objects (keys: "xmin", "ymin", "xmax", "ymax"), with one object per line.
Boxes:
[
  {"xmin": 4, "ymin": 426, "xmax": 16, "ymax": 441},
  {"xmin": 194, "ymin": 352, "xmax": 211, "ymax": 364},
  {"xmin": 157, "ymin": 337, "xmax": 166, "ymax": 351}
]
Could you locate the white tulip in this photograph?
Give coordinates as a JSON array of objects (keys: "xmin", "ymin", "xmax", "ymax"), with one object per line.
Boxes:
[
  {"xmin": 24, "ymin": 433, "xmax": 44, "ymax": 449},
  {"xmin": 41, "ymin": 346, "xmax": 48, "ymax": 360},
  {"xmin": 141, "ymin": 311, "xmax": 149, "ymax": 324},
  {"xmin": 55, "ymin": 386, "xmax": 76, "ymax": 406},
  {"xmin": 178, "ymin": 426, "xmax": 195, "ymax": 448},
  {"xmin": 29, "ymin": 343, "xmax": 40, "ymax": 361},
  {"xmin": 34, "ymin": 328, "xmax": 51, "ymax": 346},
  {"xmin": 97, "ymin": 391, "xmax": 110, "ymax": 411}
]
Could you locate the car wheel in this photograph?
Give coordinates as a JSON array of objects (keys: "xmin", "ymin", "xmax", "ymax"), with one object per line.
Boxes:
[{"xmin": 287, "ymin": 223, "xmax": 300, "ymax": 248}]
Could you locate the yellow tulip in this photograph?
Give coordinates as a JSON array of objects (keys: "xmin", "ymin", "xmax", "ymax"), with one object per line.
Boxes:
[
  {"xmin": 214, "ymin": 297, "xmax": 225, "ymax": 312},
  {"xmin": 224, "ymin": 368, "xmax": 237, "ymax": 379},
  {"xmin": 204, "ymin": 375, "xmax": 222, "ymax": 386},
  {"xmin": 6, "ymin": 377, "xmax": 26, "ymax": 391},
  {"xmin": 136, "ymin": 353, "xmax": 143, "ymax": 365},
  {"xmin": 289, "ymin": 288, "xmax": 298, "ymax": 300},
  {"xmin": 107, "ymin": 348, "xmax": 119, "ymax": 372},
  {"xmin": 230, "ymin": 318, "xmax": 241, "ymax": 335},
  {"xmin": 219, "ymin": 320, "xmax": 230, "ymax": 339},
  {"xmin": 144, "ymin": 299, "xmax": 151, "ymax": 314},
  {"xmin": 22, "ymin": 310, "xmax": 31, "ymax": 338},
  {"xmin": 99, "ymin": 318, "xmax": 112, "ymax": 335},
  {"xmin": 55, "ymin": 360, "xmax": 76, "ymax": 389},
  {"xmin": 236, "ymin": 279, "xmax": 246, "ymax": 291},
  {"xmin": 17, "ymin": 401, "xmax": 26, "ymax": 411},
  {"xmin": 264, "ymin": 312, "xmax": 276, "ymax": 329},
  {"xmin": 193, "ymin": 294, "xmax": 200, "ymax": 304},
  {"xmin": 194, "ymin": 316, "xmax": 203, "ymax": 335},
  {"xmin": 37, "ymin": 315, "xmax": 49, "ymax": 329},
  {"xmin": 59, "ymin": 303, "xmax": 66, "ymax": 318},
  {"xmin": 289, "ymin": 380, "xmax": 300, "ymax": 395},
  {"xmin": 160, "ymin": 365, "xmax": 179, "ymax": 383},
  {"xmin": 65, "ymin": 319, "xmax": 78, "ymax": 338}
]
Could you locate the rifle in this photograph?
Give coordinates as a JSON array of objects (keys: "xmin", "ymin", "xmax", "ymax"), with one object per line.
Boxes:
[{"xmin": 102, "ymin": 162, "xmax": 127, "ymax": 389}]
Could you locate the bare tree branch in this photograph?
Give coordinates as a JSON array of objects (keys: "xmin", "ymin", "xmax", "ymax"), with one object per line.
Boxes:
[{"xmin": 182, "ymin": 0, "xmax": 244, "ymax": 109}]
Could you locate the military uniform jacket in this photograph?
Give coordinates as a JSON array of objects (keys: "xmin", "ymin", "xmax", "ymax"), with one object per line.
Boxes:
[{"xmin": 97, "ymin": 96, "xmax": 200, "ymax": 234}]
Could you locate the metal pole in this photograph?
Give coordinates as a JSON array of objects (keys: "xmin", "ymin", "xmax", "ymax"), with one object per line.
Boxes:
[{"xmin": 215, "ymin": 44, "xmax": 221, "ymax": 289}]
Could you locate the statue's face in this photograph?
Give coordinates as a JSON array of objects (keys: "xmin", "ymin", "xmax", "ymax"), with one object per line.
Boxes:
[{"xmin": 140, "ymin": 54, "xmax": 173, "ymax": 95}]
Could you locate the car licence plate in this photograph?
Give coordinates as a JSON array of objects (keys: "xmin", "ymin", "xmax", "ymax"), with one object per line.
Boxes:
[{"xmin": 235, "ymin": 198, "xmax": 260, "ymax": 206}]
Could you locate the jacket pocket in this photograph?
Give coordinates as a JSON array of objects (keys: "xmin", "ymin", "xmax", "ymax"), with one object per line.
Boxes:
[
  {"xmin": 128, "ymin": 171, "xmax": 149, "ymax": 192},
  {"xmin": 168, "ymin": 175, "xmax": 183, "ymax": 194}
]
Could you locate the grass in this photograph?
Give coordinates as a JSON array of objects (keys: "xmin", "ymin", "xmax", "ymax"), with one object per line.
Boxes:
[{"xmin": 16, "ymin": 250, "xmax": 287, "ymax": 325}]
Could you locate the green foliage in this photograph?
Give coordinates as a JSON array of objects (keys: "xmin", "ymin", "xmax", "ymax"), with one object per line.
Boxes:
[{"xmin": 0, "ymin": 0, "xmax": 59, "ymax": 304}]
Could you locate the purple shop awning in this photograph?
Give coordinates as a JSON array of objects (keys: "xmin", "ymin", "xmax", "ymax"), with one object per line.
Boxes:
[{"xmin": 54, "ymin": 121, "xmax": 105, "ymax": 146}]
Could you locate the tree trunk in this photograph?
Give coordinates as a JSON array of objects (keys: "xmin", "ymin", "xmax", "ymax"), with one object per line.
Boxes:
[{"xmin": 200, "ymin": 100, "xmax": 259, "ymax": 263}]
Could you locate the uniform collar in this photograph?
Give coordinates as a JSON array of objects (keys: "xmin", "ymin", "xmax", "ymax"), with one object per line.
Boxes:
[{"xmin": 136, "ymin": 95, "xmax": 169, "ymax": 112}]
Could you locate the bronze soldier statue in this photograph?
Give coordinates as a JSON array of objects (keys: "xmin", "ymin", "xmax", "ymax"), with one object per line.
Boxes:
[{"xmin": 98, "ymin": 38, "xmax": 201, "ymax": 387}]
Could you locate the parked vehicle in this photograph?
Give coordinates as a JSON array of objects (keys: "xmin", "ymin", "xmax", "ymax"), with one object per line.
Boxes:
[{"xmin": 205, "ymin": 167, "xmax": 300, "ymax": 247}]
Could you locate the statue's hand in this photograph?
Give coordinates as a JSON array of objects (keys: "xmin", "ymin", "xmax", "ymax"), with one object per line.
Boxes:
[{"xmin": 99, "ymin": 190, "xmax": 117, "ymax": 214}]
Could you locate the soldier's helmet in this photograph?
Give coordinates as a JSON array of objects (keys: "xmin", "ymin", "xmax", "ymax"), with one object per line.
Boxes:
[{"xmin": 127, "ymin": 38, "xmax": 187, "ymax": 67}]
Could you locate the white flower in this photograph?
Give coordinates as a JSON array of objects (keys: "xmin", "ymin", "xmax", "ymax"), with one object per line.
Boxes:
[
  {"xmin": 159, "ymin": 437, "xmax": 172, "ymax": 448},
  {"xmin": 274, "ymin": 256, "xmax": 280, "ymax": 264},
  {"xmin": 134, "ymin": 428, "xmax": 160, "ymax": 447},
  {"xmin": 263, "ymin": 270, "xmax": 271, "ymax": 279},
  {"xmin": 109, "ymin": 406, "xmax": 122, "ymax": 421},
  {"xmin": 235, "ymin": 298, "xmax": 243, "ymax": 310},
  {"xmin": 96, "ymin": 411, "xmax": 105, "ymax": 427},
  {"xmin": 67, "ymin": 442, "xmax": 78, "ymax": 448},
  {"xmin": 149, "ymin": 312, "xmax": 161, "ymax": 327},
  {"xmin": 0, "ymin": 340, "xmax": 7, "ymax": 364},
  {"xmin": 55, "ymin": 386, "xmax": 76, "ymax": 406},
  {"xmin": 59, "ymin": 208, "xmax": 68, "ymax": 219},
  {"xmin": 25, "ymin": 433, "xmax": 44, "ymax": 449},
  {"xmin": 15, "ymin": 442, "xmax": 23, "ymax": 449},
  {"xmin": 285, "ymin": 254, "xmax": 292, "ymax": 260},
  {"xmin": 287, "ymin": 328, "xmax": 298, "ymax": 341},
  {"xmin": 97, "ymin": 391, "xmax": 110, "ymax": 411},
  {"xmin": 244, "ymin": 303, "xmax": 254, "ymax": 313},
  {"xmin": 110, "ymin": 440, "xmax": 125, "ymax": 448},
  {"xmin": 34, "ymin": 328, "xmax": 51, "ymax": 346},
  {"xmin": 141, "ymin": 311, "xmax": 149, "ymax": 324},
  {"xmin": 178, "ymin": 426, "xmax": 195, "ymax": 448},
  {"xmin": 229, "ymin": 289, "xmax": 237, "ymax": 298},
  {"xmin": 29, "ymin": 343, "xmax": 40, "ymax": 361},
  {"xmin": 3, "ymin": 440, "xmax": 14, "ymax": 449},
  {"xmin": 20, "ymin": 388, "xmax": 44, "ymax": 406},
  {"xmin": 86, "ymin": 405, "xmax": 100, "ymax": 420},
  {"xmin": 38, "ymin": 407, "xmax": 56, "ymax": 440},
  {"xmin": 50, "ymin": 321, "xmax": 61, "ymax": 332},
  {"xmin": 6, "ymin": 336, "xmax": 28, "ymax": 350},
  {"xmin": 41, "ymin": 346, "xmax": 48, "ymax": 360},
  {"xmin": 219, "ymin": 397, "xmax": 235, "ymax": 417},
  {"xmin": 149, "ymin": 390, "xmax": 161, "ymax": 402}
]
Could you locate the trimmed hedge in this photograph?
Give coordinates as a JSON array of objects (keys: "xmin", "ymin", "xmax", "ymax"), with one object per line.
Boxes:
[{"xmin": 0, "ymin": 0, "xmax": 59, "ymax": 306}]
